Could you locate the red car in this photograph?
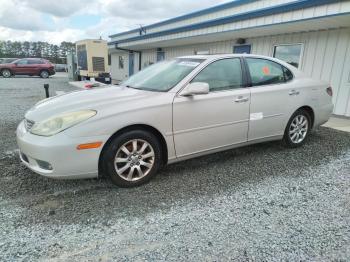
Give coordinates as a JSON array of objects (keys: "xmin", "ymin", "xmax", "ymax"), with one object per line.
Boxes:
[{"xmin": 0, "ymin": 58, "xmax": 55, "ymax": 78}]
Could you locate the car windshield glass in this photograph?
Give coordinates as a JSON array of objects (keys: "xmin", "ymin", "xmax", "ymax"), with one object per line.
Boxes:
[{"xmin": 122, "ymin": 58, "xmax": 204, "ymax": 92}]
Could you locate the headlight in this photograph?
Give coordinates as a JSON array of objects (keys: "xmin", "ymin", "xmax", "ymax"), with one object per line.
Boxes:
[{"xmin": 30, "ymin": 110, "xmax": 96, "ymax": 136}]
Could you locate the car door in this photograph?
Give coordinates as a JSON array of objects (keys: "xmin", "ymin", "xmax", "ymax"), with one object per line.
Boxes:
[
  {"xmin": 28, "ymin": 59, "xmax": 42, "ymax": 75},
  {"xmin": 173, "ymin": 58, "xmax": 250, "ymax": 158},
  {"xmin": 14, "ymin": 59, "xmax": 30, "ymax": 74},
  {"xmin": 245, "ymin": 57, "xmax": 301, "ymax": 140}
]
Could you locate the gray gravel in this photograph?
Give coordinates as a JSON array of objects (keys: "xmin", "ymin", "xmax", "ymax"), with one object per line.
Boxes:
[{"xmin": 0, "ymin": 75, "xmax": 350, "ymax": 261}]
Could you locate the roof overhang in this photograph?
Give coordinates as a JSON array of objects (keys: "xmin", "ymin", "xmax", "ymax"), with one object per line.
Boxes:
[{"xmin": 109, "ymin": 12, "xmax": 350, "ymax": 51}]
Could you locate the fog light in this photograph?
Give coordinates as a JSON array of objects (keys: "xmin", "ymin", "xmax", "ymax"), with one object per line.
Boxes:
[{"xmin": 36, "ymin": 159, "xmax": 53, "ymax": 170}]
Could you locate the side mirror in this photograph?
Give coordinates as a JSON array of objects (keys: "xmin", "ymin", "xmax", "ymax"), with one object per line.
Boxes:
[{"xmin": 180, "ymin": 82, "xmax": 209, "ymax": 96}]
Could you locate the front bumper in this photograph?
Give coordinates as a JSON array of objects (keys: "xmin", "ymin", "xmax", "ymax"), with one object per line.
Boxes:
[{"xmin": 16, "ymin": 120, "xmax": 108, "ymax": 179}]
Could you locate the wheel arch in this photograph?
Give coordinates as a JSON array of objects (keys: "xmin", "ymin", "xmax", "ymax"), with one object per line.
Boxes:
[
  {"xmin": 1, "ymin": 68, "xmax": 13, "ymax": 75},
  {"xmin": 98, "ymin": 124, "xmax": 168, "ymax": 176},
  {"xmin": 39, "ymin": 69, "xmax": 49, "ymax": 76},
  {"xmin": 296, "ymin": 105, "xmax": 315, "ymax": 129}
]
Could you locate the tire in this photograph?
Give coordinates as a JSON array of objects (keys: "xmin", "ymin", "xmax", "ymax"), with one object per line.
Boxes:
[
  {"xmin": 283, "ymin": 109, "xmax": 311, "ymax": 148},
  {"xmin": 1, "ymin": 69, "xmax": 11, "ymax": 78},
  {"xmin": 101, "ymin": 130, "xmax": 162, "ymax": 187},
  {"xmin": 40, "ymin": 70, "xmax": 49, "ymax": 78}
]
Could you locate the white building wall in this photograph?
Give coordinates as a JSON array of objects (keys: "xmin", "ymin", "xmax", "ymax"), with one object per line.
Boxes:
[
  {"xmin": 128, "ymin": 28, "xmax": 350, "ymax": 116},
  {"xmin": 110, "ymin": 53, "xmax": 129, "ymax": 82}
]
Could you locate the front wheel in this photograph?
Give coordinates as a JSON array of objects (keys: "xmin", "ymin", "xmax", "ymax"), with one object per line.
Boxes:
[
  {"xmin": 40, "ymin": 70, "xmax": 49, "ymax": 78},
  {"xmin": 101, "ymin": 130, "xmax": 162, "ymax": 187},
  {"xmin": 2, "ymin": 69, "xmax": 11, "ymax": 78},
  {"xmin": 283, "ymin": 110, "xmax": 311, "ymax": 148}
]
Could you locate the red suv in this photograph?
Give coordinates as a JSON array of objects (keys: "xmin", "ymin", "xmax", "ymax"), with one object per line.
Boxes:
[{"xmin": 0, "ymin": 58, "xmax": 55, "ymax": 78}]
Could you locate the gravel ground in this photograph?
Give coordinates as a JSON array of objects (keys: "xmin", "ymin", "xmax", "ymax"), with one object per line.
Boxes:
[{"xmin": 0, "ymin": 75, "xmax": 350, "ymax": 261}]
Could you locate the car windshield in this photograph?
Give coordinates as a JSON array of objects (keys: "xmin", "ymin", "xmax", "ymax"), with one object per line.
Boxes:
[{"xmin": 122, "ymin": 58, "xmax": 204, "ymax": 92}]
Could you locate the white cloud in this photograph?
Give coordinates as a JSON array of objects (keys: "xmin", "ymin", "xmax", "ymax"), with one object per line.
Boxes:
[
  {"xmin": 0, "ymin": 27, "xmax": 87, "ymax": 45},
  {"xmin": 0, "ymin": 0, "xmax": 50, "ymax": 31},
  {"xmin": 0, "ymin": 0, "xmax": 231, "ymax": 44},
  {"xmin": 22, "ymin": 0, "xmax": 90, "ymax": 17}
]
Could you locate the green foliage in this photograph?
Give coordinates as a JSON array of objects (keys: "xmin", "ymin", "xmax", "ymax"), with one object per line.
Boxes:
[{"xmin": 0, "ymin": 40, "xmax": 75, "ymax": 64}]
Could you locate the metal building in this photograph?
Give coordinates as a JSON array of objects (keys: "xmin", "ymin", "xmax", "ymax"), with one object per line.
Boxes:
[{"xmin": 108, "ymin": 0, "xmax": 350, "ymax": 117}]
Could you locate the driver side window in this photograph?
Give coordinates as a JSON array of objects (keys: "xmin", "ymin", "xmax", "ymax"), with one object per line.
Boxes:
[
  {"xmin": 191, "ymin": 58, "xmax": 243, "ymax": 92},
  {"xmin": 17, "ymin": 59, "xmax": 28, "ymax": 65}
]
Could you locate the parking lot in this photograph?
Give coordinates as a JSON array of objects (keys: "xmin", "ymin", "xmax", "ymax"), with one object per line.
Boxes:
[{"xmin": 0, "ymin": 74, "xmax": 350, "ymax": 261}]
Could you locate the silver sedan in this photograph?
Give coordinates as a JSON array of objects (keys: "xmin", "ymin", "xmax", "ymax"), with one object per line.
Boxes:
[{"xmin": 17, "ymin": 54, "xmax": 333, "ymax": 187}]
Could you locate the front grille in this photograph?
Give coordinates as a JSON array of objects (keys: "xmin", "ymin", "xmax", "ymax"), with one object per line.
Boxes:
[{"xmin": 24, "ymin": 119, "xmax": 35, "ymax": 131}]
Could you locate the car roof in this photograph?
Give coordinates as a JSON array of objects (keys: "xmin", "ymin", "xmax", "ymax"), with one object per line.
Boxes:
[{"xmin": 178, "ymin": 53, "xmax": 304, "ymax": 77}]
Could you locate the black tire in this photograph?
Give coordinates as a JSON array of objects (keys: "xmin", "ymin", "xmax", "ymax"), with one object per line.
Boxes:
[
  {"xmin": 1, "ymin": 69, "xmax": 12, "ymax": 78},
  {"xmin": 101, "ymin": 130, "xmax": 162, "ymax": 188},
  {"xmin": 40, "ymin": 70, "xmax": 49, "ymax": 78},
  {"xmin": 283, "ymin": 109, "xmax": 311, "ymax": 148}
]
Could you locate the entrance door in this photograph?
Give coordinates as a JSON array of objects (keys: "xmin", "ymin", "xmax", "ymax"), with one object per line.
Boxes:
[
  {"xmin": 128, "ymin": 53, "xmax": 134, "ymax": 76},
  {"xmin": 173, "ymin": 58, "xmax": 250, "ymax": 158},
  {"xmin": 157, "ymin": 51, "xmax": 165, "ymax": 62},
  {"xmin": 233, "ymin": 45, "xmax": 251, "ymax": 54}
]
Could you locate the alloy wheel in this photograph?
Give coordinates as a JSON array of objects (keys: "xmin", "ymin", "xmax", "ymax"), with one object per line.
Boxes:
[
  {"xmin": 289, "ymin": 115, "xmax": 309, "ymax": 144},
  {"xmin": 41, "ymin": 71, "xmax": 49, "ymax": 78},
  {"xmin": 2, "ymin": 70, "xmax": 11, "ymax": 78},
  {"xmin": 114, "ymin": 139, "xmax": 155, "ymax": 181}
]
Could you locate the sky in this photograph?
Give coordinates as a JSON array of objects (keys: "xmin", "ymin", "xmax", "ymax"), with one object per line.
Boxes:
[{"xmin": 0, "ymin": 0, "xmax": 230, "ymax": 44}]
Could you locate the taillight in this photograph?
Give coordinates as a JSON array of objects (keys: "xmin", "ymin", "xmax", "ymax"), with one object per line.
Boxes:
[{"xmin": 326, "ymin": 87, "xmax": 333, "ymax": 97}]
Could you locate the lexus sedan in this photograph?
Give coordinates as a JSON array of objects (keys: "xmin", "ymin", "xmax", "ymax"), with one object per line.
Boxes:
[{"xmin": 17, "ymin": 54, "xmax": 333, "ymax": 187}]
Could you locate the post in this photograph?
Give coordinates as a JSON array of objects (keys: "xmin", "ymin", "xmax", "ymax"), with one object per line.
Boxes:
[{"xmin": 44, "ymin": 84, "xmax": 49, "ymax": 98}]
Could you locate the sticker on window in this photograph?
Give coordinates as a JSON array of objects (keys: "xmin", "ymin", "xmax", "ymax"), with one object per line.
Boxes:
[
  {"xmin": 178, "ymin": 61, "xmax": 200, "ymax": 67},
  {"xmin": 262, "ymin": 66, "xmax": 270, "ymax": 75}
]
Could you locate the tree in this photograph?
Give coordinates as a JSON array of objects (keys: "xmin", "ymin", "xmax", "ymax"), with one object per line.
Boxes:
[{"xmin": 0, "ymin": 40, "xmax": 75, "ymax": 63}]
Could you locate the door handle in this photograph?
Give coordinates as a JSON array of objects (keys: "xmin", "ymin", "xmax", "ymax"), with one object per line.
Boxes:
[
  {"xmin": 235, "ymin": 96, "xmax": 249, "ymax": 103},
  {"xmin": 289, "ymin": 90, "xmax": 300, "ymax": 96}
]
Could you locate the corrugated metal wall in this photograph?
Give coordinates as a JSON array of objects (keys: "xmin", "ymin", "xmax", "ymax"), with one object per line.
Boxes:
[{"xmin": 137, "ymin": 28, "xmax": 350, "ymax": 116}]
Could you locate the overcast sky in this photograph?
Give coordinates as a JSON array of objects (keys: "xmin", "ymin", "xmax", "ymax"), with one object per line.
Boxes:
[{"xmin": 0, "ymin": 0, "xmax": 230, "ymax": 44}]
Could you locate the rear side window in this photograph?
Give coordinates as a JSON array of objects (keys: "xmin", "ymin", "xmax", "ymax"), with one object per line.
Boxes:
[
  {"xmin": 28, "ymin": 59, "xmax": 44, "ymax": 64},
  {"xmin": 192, "ymin": 58, "xmax": 243, "ymax": 92},
  {"xmin": 246, "ymin": 58, "xmax": 286, "ymax": 86}
]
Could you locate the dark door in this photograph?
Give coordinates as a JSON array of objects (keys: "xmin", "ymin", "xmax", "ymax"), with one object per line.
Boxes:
[
  {"xmin": 233, "ymin": 45, "xmax": 251, "ymax": 54},
  {"xmin": 157, "ymin": 51, "xmax": 165, "ymax": 62}
]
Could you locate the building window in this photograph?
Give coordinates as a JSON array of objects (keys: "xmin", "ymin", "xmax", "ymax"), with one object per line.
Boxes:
[
  {"xmin": 108, "ymin": 54, "xmax": 111, "ymax": 66},
  {"xmin": 118, "ymin": 56, "xmax": 124, "ymax": 69},
  {"xmin": 273, "ymin": 44, "xmax": 303, "ymax": 68}
]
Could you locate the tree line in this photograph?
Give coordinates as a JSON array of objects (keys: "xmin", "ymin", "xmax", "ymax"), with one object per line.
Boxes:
[{"xmin": 0, "ymin": 41, "xmax": 75, "ymax": 64}]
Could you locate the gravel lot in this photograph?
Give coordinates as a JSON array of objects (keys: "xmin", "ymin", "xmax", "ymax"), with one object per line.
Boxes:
[{"xmin": 0, "ymin": 74, "xmax": 350, "ymax": 261}]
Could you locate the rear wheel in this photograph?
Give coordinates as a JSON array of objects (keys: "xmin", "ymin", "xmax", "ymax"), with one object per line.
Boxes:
[
  {"xmin": 102, "ymin": 130, "xmax": 162, "ymax": 187},
  {"xmin": 1, "ymin": 69, "xmax": 11, "ymax": 78},
  {"xmin": 40, "ymin": 70, "xmax": 49, "ymax": 78},
  {"xmin": 283, "ymin": 109, "xmax": 311, "ymax": 148}
]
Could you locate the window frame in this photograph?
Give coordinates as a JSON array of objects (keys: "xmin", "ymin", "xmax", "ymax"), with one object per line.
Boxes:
[
  {"xmin": 188, "ymin": 57, "xmax": 249, "ymax": 93},
  {"xmin": 16, "ymin": 59, "xmax": 29, "ymax": 65},
  {"xmin": 243, "ymin": 57, "xmax": 294, "ymax": 88},
  {"xmin": 272, "ymin": 43, "xmax": 304, "ymax": 69}
]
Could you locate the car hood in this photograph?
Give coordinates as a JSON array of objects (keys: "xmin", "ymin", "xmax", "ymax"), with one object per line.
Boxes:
[{"xmin": 25, "ymin": 85, "xmax": 164, "ymax": 122}]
